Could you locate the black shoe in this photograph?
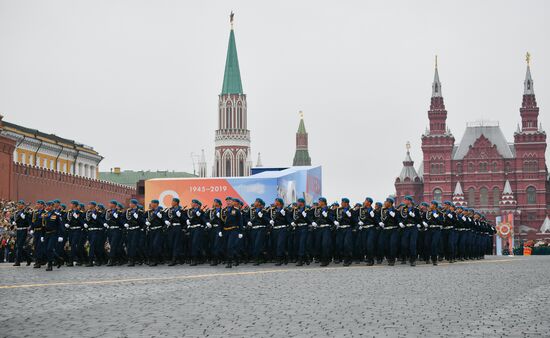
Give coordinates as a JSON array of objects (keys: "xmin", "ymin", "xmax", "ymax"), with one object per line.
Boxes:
[
  {"xmin": 56, "ymin": 259, "xmax": 63, "ymax": 269},
  {"xmin": 33, "ymin": 263, "xmax": 41, "ymax": 269},
  {"xmin": 225, "ymin": 262, "xmax": 232, "ymax": 268},
  {"xmin": 320, "ymin": 261, "xmax": 329, "ymax": 267},
  {"xmin": 252, "ymin": 259, "xmax": 260, "ymax": 266},
  {"xmin": 190, "ymin": 260, "xmax": 197, "ymax": 266},
  {"xmin": 296, "ymin": 260, "xmax": 304, "ymax": 267},
  {"xmin": 410, "ymin": 260, "xmax": 416, "ymax": 267},
  {"xmin": 376, "ymin": 259, "xmax": 383, "ymax": 265},
  {"xmin": 46, "ymin": 263, "xmax": 53, "ymax": 271},
  {"xmin": 66, "ymin": 262, "xmax": 74, "ymax": 267},
  {"xmin": 75, "ymin": 262, "xmax": 82, "ymax": 266},
  {"xmin": 107, "ymin": 259, "xmax": 114, "ymax": 267},
  {"xmin": 26, "ymin": 260, "xmax": 32, "ymax": 266},
  {"xmin": 127, "ymin": 260, "xmax": 135, "ymax": 267},
  {"xmin": 400, "ymin": 259, "xmax": 407, "ymax": 265},
  {"xmin": 366, "ymin": 260, "xmax": 374, "ymax": 266},
  {"xmin": 168, "ymin": 260, "xmax": 177, "ymax": 266},
  {"xmin": 13, "ymin": 262, "xmax": 20, "ymax": 267},
  {"xmin": 343, "ymin": 260, "xmax": 351, "ymax": 267},
  {"xmin": 433, "ymin": 261, "xmax": 438, "ymax": 266},
  {"xmin": 274, "ymin": 261, "xmax": 282, "ymax": 266},
  {"xmin": 388, "ymin": 260, "xmax": 395, "ymax": 266},
  {"xmin": 85, "ymin": 262, "xmax": 94, "ymax": 267},
  {"xmin": 210, "ymin": 259, "xmax": 219, "ymax": 266}
]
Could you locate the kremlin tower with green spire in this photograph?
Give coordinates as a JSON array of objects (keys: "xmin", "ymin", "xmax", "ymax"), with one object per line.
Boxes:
[
  {"xmin": 293, "ymin": 112, "xmax": 311, "ymax": 166},
  {"xmin": 213, "ymin": 12, "xmax": 252, "ymax": 177}
]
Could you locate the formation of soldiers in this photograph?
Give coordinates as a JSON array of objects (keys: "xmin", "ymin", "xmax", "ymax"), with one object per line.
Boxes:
[{"xmin": 8, "ymin": 195, "xmax": 496, "ymax": 271}]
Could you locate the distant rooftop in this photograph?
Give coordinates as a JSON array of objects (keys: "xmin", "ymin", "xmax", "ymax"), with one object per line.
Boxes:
[{"xmin": 99, "ymin": 168, "xmax": 196, "ymax": 186}]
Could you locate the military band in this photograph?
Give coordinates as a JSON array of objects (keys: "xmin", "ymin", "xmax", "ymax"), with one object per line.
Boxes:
[{"xmin": 7, "ymin": 195, "xmax": 496, "ymax": 271}]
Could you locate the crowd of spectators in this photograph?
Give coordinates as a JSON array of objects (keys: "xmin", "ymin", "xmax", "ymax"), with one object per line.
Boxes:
[{"xmin": 1, "ymin": 200, "xmax": 18, "ymax": 262}]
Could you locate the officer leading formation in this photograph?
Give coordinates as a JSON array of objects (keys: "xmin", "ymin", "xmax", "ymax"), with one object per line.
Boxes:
[{"xmin": 8, "ymin": 195, "xmax": 496, "ymax": 271}]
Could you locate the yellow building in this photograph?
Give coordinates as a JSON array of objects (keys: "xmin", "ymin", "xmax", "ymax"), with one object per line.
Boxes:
[{"xmin": 0, "ymin": 115, "xmax": 103, "ymax": 179}]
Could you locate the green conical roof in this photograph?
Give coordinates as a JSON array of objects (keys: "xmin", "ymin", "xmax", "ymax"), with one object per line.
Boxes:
[
  {"xmin": 221, "ymin": 29, "xmax": 243, "ymax": 95},
  {"xmin": 297, "ymin": 118, "xmax": 307, "ymax": 134}
]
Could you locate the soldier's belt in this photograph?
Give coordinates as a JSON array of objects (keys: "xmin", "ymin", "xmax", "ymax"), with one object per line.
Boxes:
[
  {"xmin": 295, "ymin": 223, "xmax": 308, "ymax": 227},
  {"xmin": 252, "ymin": 225, "xmax": 266, "ymax": 229},
  {"xmin": 109, "ymin": 226, "xmax": 121, "ymax": 230},
  {"xmin": 149, "ymin": 226, "xmax": 162, "ymax": 231},
  {"xmin": 429, "ymin": 225, "xmax": 442, "ymax": 229},
  {"xmin": 273, "ymin": 225, "xmax": 288, "ymax": 230},
  {"xmin": 338, "ymin": 225, "xmax": 351, "ymax": 229},
  {"xmin": 363, "ymin": 224, "xmax": 375, "ymax": 229},
  {"xmin": 457, "ymin": 228, "xmax": 467, "ymax": 231},
  {"xmin": 188, "ymin": 224, "xmax": 203, "ymax": 229},
  {"xmin": 128, "ymin": 226, "xmax": 140, "ymax": 230},
  {"xmin": 383, "ymin": 226, "xmax": 397, "ymax": 230},
  {"xmin": 172, "ymin": 223, "xmax": 181, "ymax": 226},
  {"xmin": 318, "ymin": 224, "xmax": 331, "ymax": 228},
  {"xmin": 33, "ymin": 227, "xmax": 43, "ymax": 231},
  {"xmin": 224, "ymin": 226, "xmax": 238, "ymax": 231},
  {"xmin": 406, "ymin": 224, "xmax": 416, "ymax": 227},
  {"xmin": 443, "ymin": 226, "xmax": 454, "ymax": 230},
  {"xmin": 16, "ymin": 227, "xmax": 29, "ymax": 231},
  {"xmin": 69, "ymin": 226, "xmax": 81, "ymax": 230},
  {"xmin": 88, "ymin": 228, "xmax": 103, "ymax": 231}
]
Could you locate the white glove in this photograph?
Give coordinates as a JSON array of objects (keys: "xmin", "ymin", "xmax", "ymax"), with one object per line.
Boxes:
[
  {"xmin": 164, "ymin": 220, "xmax": 171, "ymax": 226},
  {"xmin": 176, "ymin": 210, "xmax": 181, "ymax": 217},
  {"xmin": 133, "ymin": 212, "xmax": 138, "ymax": 219},
  {"xmin": 21, "ymin": 214, "xmax": 26, "ymax": 220},
  {"xmin": 124, "ymin": 223, "xmax": 129, "ymax": 228},
  {"xmin": 448, "ymin": 214, "xmax": 453, "ymax": 219},
  {"xmin": 416, "ymin": 224, "xmax": 421, "ymax": 229},
  {"xmin": 29, "ymin": 230, "xmax": 34, "ymax": 235},
  {"xmin": 58, "ymin": 237, "xmax": 63, "ymax": 242},
  {"xmin": 462, "ymin": 216, "xmax": 467, "ymax": 221},
  {"xmin": 280, "ymin": 209, "xmax": 286, "ymax": 216},
  {"xmin": 422, "ymin": 221, "xmax": 428, "ymax": 227},
  {"xmin": 358, "ymin": 226, "xmax": 363, "ymax": 230},
  {"xmin": 358, "ymin": 221, "xmax": 364, "ymax": 226},
  {"xmin": 379, "ymin": 222, "xmax": 385, "ymax": 228},
  {"xmin": 12, "ymin": 221, "xmax": 16, "ymax": 226},
  {"xmin": 322, "ymin": 211, "xmax": 328, "ymax": 217},
  {"xmin": 291, "ymin": 222, "xmax": 296, "ymax": 226},
  {"xmin": 258, "ymin": 212, "xmax": 263, "ymax": 218},
  {"xmin": 312, "ymin": 222, "xmax": 318, "ymax": 227},
  {"xmin": 91, "ymin": 213, "xmax": 97, "ymax": 220},
  {"xmin": 195, "ymin": 211, "xmax": 201, "ymax": 217},
  {"xmin": 434, "ymin": 213, "xmax": 439, "ymax": 218},
  {"xmin": 302, "ymin": 211, "xmax": 307, "ymax": 217},
  {"xmin": 238, "ymin": 233, "xmax": 243, "ymax": 239},
  {"xmin": 369, "ymin": 211, "xmax": 375, "ymax": 218},
  {"xmin": 389, "ymin": 211, "xmax": 396, "ymax": 217},
  {"xmin": 186, "ymin": 220, "xmax": 191, "ymax": 226},
  {"xmin": 218, "ymin": 231, "xmax": 223, "ymax": 237},
  {"xmin": 206, "ymin": 222, "xmax": 212, "ymax": 228},
  {"xmin": 346, "ymin": 210, "xmax": 352, "ymax": 217},
  {"xmin": 399, "ymin": 222, "xmax": 405, "ymax": 228},
  {"xmin": 103, "ymin": 223, "xmax": 109, "ymax": 228},
  {"xmin": 409, "ymin": 211, "xmax": 415, "ymax": 217},
  {"xmin": 84, "ymin": 223, "xmax": 89, "ymax": 229},
  {"xmin": 113, "ymin": 213, "xmax": 118, "ymax": 219},
  {"xmin": 269, "ymin": 220, "xmax": 275, "ymax": 225},
  {"xmin": 334, "ymin": 221, "xmax": 340, "ymax": 227},
  {"xmin": 40, "ymin": 237, "xmax": 44, "ymax": 242},
  {"xmin": 157, "ymin": 212, "xmax": 163, "ymax": 219},
  {"xmin": 146, "ymin": 221, "xmax": 151, "ymax": 226},
  {"xmin": 247, "ymin": 221, "xmax": 253, "ymax": 226},
  {"xmin": 216, "ymin": 212, "xmax": 220, "ymax": 218},
  {"xmin": 72, "ymin": 212, "xmax": 78, "ymax": 218}
]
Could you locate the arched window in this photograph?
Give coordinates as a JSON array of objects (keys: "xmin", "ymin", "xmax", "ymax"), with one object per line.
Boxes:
[
  {"xmin": 492, "ymin": 162, "xmax": 498, "ymax": 172},
  {"xmin": 226, "ymin": 106, "xmax": 231, "ymax": 129},
  {"xmin": 468, "ymin": 162, "xmax": 474, "ymax": 172},
  {"xmin": 457, "ymin": 163, "xmax": 462, "ymax": 174},
  {"xmin": 526, "ymin": 186, "xmax": 536, "ymax": 204},
  {"xmin": 479, "ymin": 162, "xmax": 488, "ymax": 172},
  {"xmin": 225, "ymin": 157, "xmax": 231, "ymax": 177},
  {"xmin": 479, "ymin": 187, "xmax": 489, "ymax": 206},
  {"xmin": 239, "ymin": 159, "xmax": 244, "ymax": 176},
  {"xmin": 433, "ymin": 188, "xmax": 442, "ymax": 203},
  {"xmin": 492, "ymin": 187, "xmax": 500, "ymax": 206},
  {"xmin": 467, "ymin": 188, "xmax": 475, "ymax": 207}
]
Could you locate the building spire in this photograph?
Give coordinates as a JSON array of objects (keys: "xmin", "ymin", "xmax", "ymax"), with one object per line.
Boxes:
[
  {"xmin": 221, "ymin": 12, "xmax": 243, "ymax": 95},
  {"xmin": 524, "ymin": 52, "xmax": 534, "ymax": 95},
  {"xmin": 432, "ymin": 55, "xmax": 442, "ymax": 98},
  {"xmin": 256, "ymin": 152, "xmax": 263, "ymax": 167},
  {"xmin": 293, "ymin": 111, "xmax": 311, "ymax": 166}
]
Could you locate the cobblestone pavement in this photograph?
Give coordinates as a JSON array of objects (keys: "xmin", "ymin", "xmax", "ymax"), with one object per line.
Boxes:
[{"xmin": 0, "ymin": 256, "xmax": 549, "ymax": 338}]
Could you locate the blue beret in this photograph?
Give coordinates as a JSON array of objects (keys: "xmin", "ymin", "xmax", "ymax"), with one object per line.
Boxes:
[
  {"xmin": 420, "ymin": 202, "xmax": 429, "ymax": 207},
  {"xmin": 318, "ymin": 197, "xmax": 327, "ymax": 203},
  {"xmin": 138, "ymin": 204, "xmax": 144, "ymax": 209},
  {"xmin": 17, "ymin": 200, "xmax": 25, "ymax": 204},
  {"xmin": 431, "ymin": 200, "xmax": 439, "ymax": 206},
  {"xmin": 109, "ymin": 199, "xmax": 118, "ymax": 205},
  {"xmin": 404, "ymin": 195, "xmax": 414, "ymax": 202},
  {"xmin": 297, "ymin": 198, "xmax": 305, "ymax": 204},
  {"xmin": 375, "ymin": 202, "xmax": 383, "ymax": 207},
  {"xmin": 70, "ymin": 200, "xmax": 79, "ymax": 205},
  {"xmin": 398, "ymin": 203, "xmax": 405, "ymax": 208},
  {"xmin": 37, "ymin": 200, "xmax": 45, "ymax": 205},
  {"xmin": 61, "ymin": 204, "xmax": 67, "ymax": 209},
  {"xmin": 192, "ymin": 199, "xmax": 202, "ymax": 206},
  {"xmin": 130, "ymin": 199, "xmax": 138, "ymax": 205},
  {"xmin": 275, "ymin": 198, "xmax": 284, "ymax": 205},
  {"xmin": 46, "ymin": 201, "xmax": 53, "ymax": 206},
  {"xmin": 386, "ymin": 197, "xmax": 395, "ymax": 204},
  {"xmin": 52, "ymin": 199, "xmax": 60, "ymax": 204},
  {"xmin": 89, "ymin": 201, "xmax": 97, "ymax": 206},
  {"xmin": 354, "ymin": 203, "xmax": 362, "ymax": 207},
  {"xmin": 151, "ymin": 199, "xmax": 159, "ymax": 204},
  {"xmin": 225, "ymin": 196, "xmax": 233, "ymax": 201},
  {"xmin": 456, "ymin": 206, "xmax": 464, "ymax": 210},
  {"xmin": 79, "ymin": 203, "xmax": 85, "ymax": 208},
  {"xmin": 341, "ymin": 198, "xmax": 350, "ymax": 204},
  {"xmin": 172, "ymin": 197, "xmax": 180, "ymax": 203},
  {"xmin": 365, "ymin": 197, "xmax": 373, "ymax": 203},
  {"xmin": 443, "ymin": 201, "xmax": 452, "ymax": 206},
  {"xmin": 256, "ymin": 198, "xmax": 266, "ymax": 206},
  {"xmin": 213, "ymin": 198, "xmax": 222, "ymax": 205},
  {"xmin": 233, "ymin": 198, "xmax": 242, "ymax": 205},
  {"xmin": 117, "ymin": 203, "xmax": 124, "ymax": 209},
  {"xmin": 331, "ymin": 202, "xmax": 339, "ymax": 207},
  {"xmin": 98, "ymin": 203, "xmax": 105, "ymax": 209}
]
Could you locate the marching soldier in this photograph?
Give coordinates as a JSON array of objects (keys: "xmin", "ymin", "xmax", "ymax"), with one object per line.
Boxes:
[
  {"xmin": 186, "ymin": 199, "xmax": 206, "ymax": 266},
  {"xmin": 206, "ymin": 198, "xmax": 224, "ymax": 266},
  {"xmin": 378, "ymin": 197, "xmax": 399, "ymax": 266},
  {"xmin": 165, "ymin": 197, "xmax": 185, "ymax": 266},
  {"xmin": 248, "ymin": 198, "xmax": 270, "ymax": 266},
  {"xmin": 222, "ymin": 197, "xmax": 242, "ymax": 268},
  {"xmin": 145, "ymin": 199, "xmax": 165, "ymax": 266},
  {"xmin": 291, "ymin": 198, "xmax": 310, "ymax": 266},
  {"xmin": 30, "ymin": 200, "xmax": 46, "ymax": 268},
  {"xmin": 84, "ymin": 201, "xmax": 103, "ymax": 267},
  {"xmin": 104, "ymin": 200, "xmax": 123, "ymax": 266},
  {"xmin": 357, "ymin": 197, "xmax": 378, "ymax": 266},
  {"xmin": 311, "ymin": 197, "xmax": 334, "ymax": 267},
  {"xmin": 43, "ymin": 201, "xmax": 63, "ymax": 271},
  {"xmin": 398, "ymin": 196, "xmax": 422, "ymax": 266},
  {"xmin": 441, "ymin": 201, "xmax": 457, "ymax": 263},
  {"xmin": 423, "ymin": 201, "xmax": 443, "ymax": 265},
  {"xmin": 334, "ymin": 198, "xmax": 355, "ymax": 266},
  {"xmin": 64, "ymin": 200, "xmax": 85, "ymax": 266},
  {"xmin": 124, "ymin": 199, "xmax": 143, "ymax": 266},
  {"xmin": 269, "ymin": 198, "xmax": 290, "ymax": 266},
  {"xmin": 10, "ymin": 200, "xmax": 31, "ymax": 266}
]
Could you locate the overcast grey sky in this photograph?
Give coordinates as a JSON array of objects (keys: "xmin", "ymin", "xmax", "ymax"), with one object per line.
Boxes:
[{"xmin": 0, "ymin": 0, "xmax": 548, "ymax": 202}]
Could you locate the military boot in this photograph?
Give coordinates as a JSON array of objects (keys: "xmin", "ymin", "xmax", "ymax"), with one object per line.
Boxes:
[
  {"xmin": 13, "ymin": 261, "xmax": 20, "ymax": 267},
  {"xmin": 46, "ymin": 262, "xmax": 53, "ymax": 271}
]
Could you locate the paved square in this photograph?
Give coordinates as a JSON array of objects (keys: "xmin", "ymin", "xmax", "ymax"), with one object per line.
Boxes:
[{"xmin": 1, "ymin": 256, "xmax": 549, "ymax": 337}]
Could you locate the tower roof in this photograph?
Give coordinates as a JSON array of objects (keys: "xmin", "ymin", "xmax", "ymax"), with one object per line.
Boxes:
[
  {"xmin": 432, "ymin": 56, "xmax": 442, "ymax": 98},
  {"xmin": 453, "ymin": 123, "xmax": 514, "ymax": 160},
  {"xmin": 221, "ymin": 17, "xmax": 243, "ymax": 95},
  {"xmin": 524, "ymin": 52, "xmax": 535, "ymax": 95},
  {"xmin": 453, "ymin": 181, "xmax": 464, "ymax": 196},
  {"xmin": 398, "ymin": 142, "xmax": 420, "ymax": 181},
  {"xmin": 297, "ymin": 112, "xmax": 307, "ymax": 134},
  {"xmin": 503, "ymin": 179, "xmax": 513, "ymax": 194}
]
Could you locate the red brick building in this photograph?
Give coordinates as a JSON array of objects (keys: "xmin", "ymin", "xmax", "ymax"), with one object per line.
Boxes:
[{"xmin": 395, "ymin": 57, "xmax": 549, "ymax": 239}]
